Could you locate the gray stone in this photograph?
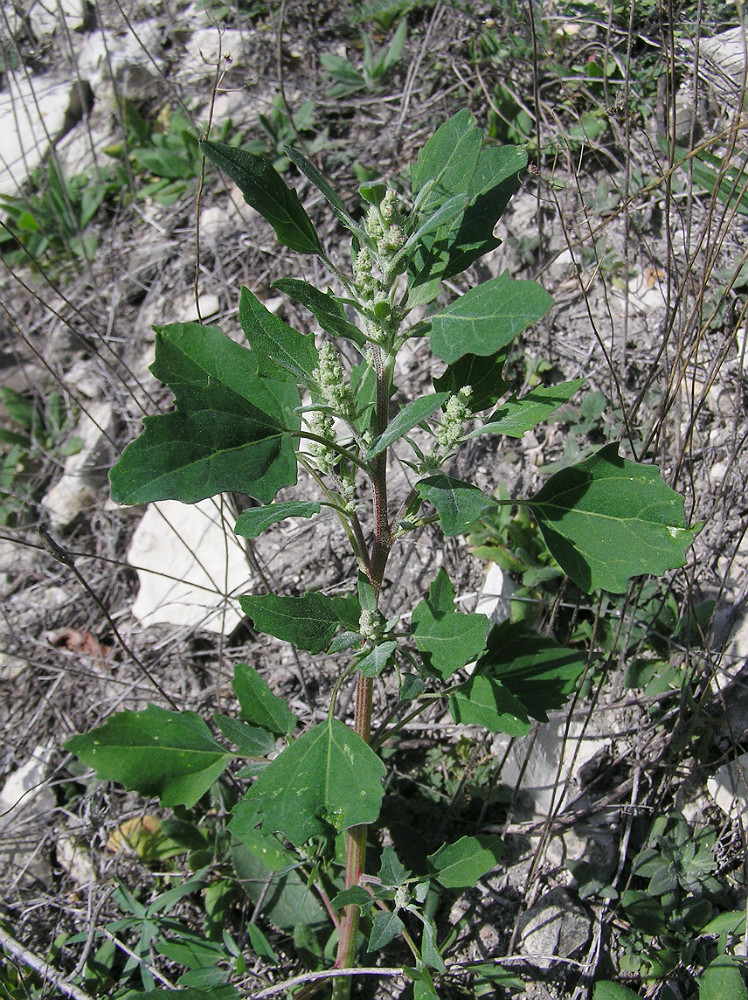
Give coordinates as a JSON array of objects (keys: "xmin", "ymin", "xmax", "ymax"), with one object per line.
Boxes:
[
  {"xmin": 126, "ymin": 498, "xmax": 252, "ymax": 633},
  {"xmin": 0, "ymin": 744, "xmax": 56, "ymax": 832},
  {"xmin": 476, "ymin": 561, "xmax": 518, "ymax": 628},
  {"xmin": 707, "ymin": 751, "xmax": 748, "ymax": 831},
  {"xmin": 492, "ymin": 718, "xmax": 609, "ymax": 820},
  {"xmin": 0, "ymin": 74, "xmax": 74, "ymax": 195},
  {"xmin": 77, "ymin": 22, "xmax": 166, "ymax": 93},
  {"xmin": 17, "ymin": 0, "xmax": 88, "ymax": 38},
  {"xmin": 42, "ymin": 400, "xmax": 115, "ymax": 527},
  {"xmin": 517, "ymin": 887, "xmax": 591, "ymax": 970}
]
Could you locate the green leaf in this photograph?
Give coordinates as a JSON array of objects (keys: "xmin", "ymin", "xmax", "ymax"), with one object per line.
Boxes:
[
  {"xmin": 430, "ymin": 272, "xmax": 553, "ymax": 365},
  {"xmin": 65, "ymin": 705, "xmax": 233, "ymax": 808},
  {"xmin": 525, "ymin": 443, "xmax": 697, "ymax": 593},
  {"xmin": 234, "ymin": 501, "xmax": 320, "ymax": 539},
  {"xmin": 475, "ymin": 619, "xmax": 587, "ymax": 721},
  {"xmin": 701, "ymin": 910, "xmax": 746, "ymax": 936},
  {"xmin": 332, "ymin": 886, "xmax": 374, "ymax": 912},
  {"xmin": 231, "ymin": 831, "xmax": 326, "ymax": 931},
  {"xmin": 229, "ymin": 718, "xmax": 385, "ymax": 846},
  {"xmin": 416, "ymin": 475, "xmax": 495, "ymax": 536},
  {"xmin": 448, "ymin": 674, "xmax": 530, "ymax": 735},
  {"xmin": 109, "ymin": 323, "xmax": 298, "ymax": 505},
  {"xmin": 411, "ymin": 108, "xmax": 481, "ymax": 208},
  {"xmin": 378, "ymin": 845, "xmax": 411, "ymax": 886},
  {"xmin": 366, "ymin": 393, "xmax": 449, "ymax": 459},
  {"xmin": 283, "ymin": 146, "xmax": 364, "ymax": 239},
  {"xmin": 273, "ymin": 277, "xmax": 365, "ymax": 346},
  {"xmin": 468, "ymin": 380, "xmax": 586, "ymax": 439},
  {"xmin": 443, "ymin": 143, "xmax": 527, "ymax": 278},
  {"xmin": 698, "ymin": 955, "xmax": 747, "ymax": 1000},
  {"xmin": 355, "ymin": 640, "xmax": 398, "ymax": 677},
  {"xmin": 408, "ymin": 115, "xmax": 527, "ymax": 299},
  {"xmin": 419, "ymin": 916, "xmax": 446, "ymax": 973},
  {"xmin": 368, "ymin": 909, "xmax": 405, "ymax": 951},
  {"xmin": 239, "ymin": 286, "xmax": 319, "ymax": 381},
  {"xmin": 239, "ymin": 591, "xmax": 360, "ymax": 655},
  {"xmin": 213, "ymin": 715, "xmax": 276, "ymax": 756},
  {"xmin": 621, "ymin": 889, "xmax": 666, "ymax": 934},
  {"xmin": 433, "ymin": 347, "xmax": 511, "ymax": 413},
  {"xmin": 200, "ymin": 140, "xmax": 321, "ymax": 254},
  {"xmin": 427, "ymin": 834, "xmax": 503, "ymax": 889},
  {"xmin": 411, "ymin": 568, "xmax": 488, "ymax": 679},
  {"xmin": 232, "ymin": 662, "xmax": 297, "ymax": 737},
  {"xmin": 593, "ymin": 984, "xmax": 643, "ymax": 1000}
]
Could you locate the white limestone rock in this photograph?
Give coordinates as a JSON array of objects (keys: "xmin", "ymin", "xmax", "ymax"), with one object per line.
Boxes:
[
  {"xmin": 0, "ymin": 75, "xmax": 73, "ymax": 195},
  {"xmin": 707, "ymin": 752, "xmax": 748, "ymax": 831},
  {"xmin": 42, "ymin": 400, "xmax": 115, "ymax": 527},
  {"xmin": 126, "ymin": 498, "xmax": 252, "ymax": 633}
]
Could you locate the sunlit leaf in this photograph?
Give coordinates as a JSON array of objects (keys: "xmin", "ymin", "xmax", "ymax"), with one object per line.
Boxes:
[
  {"xmin": 109, "ymin": 323, "xmax": 298, "ymax": 505},
  {"xmin": 230, "ymin": 718, "xmax": 385, "ymax": 846},
  {"xmin": 416, "ymin": 474, "xmax": 495, "ymax": 536},
  {"xmin": 200, "ymin": 140, "xmax": 320, "ymax": 254},
  {"xmin": 232, "ymin": 662, "xmax": 297, "ymax": 737},
  {"xmin": 239, "ymin": 592, "xmax": 360, "ymax": 655},
  {"xmin": 411, "ymin": 568, "xmax": 487, "ymax": 678},
  {"xmin": 430, "ymin": 272, "xmax": 553, "ymax": 364},
  {"xmin": 427, "ymin": 834, "xmax": 503, "ymax": 889},
  {"xmin": 65, "ymin": 705, "xmax": 233, "ymax": 808},
  {"xmin": 525, "ymin": 443, "xmax": 697, "ymax": 593}
]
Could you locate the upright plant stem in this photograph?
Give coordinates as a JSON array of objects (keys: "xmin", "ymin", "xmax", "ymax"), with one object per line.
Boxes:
[{"xmin": 332, "ymin": 347, "xmax": 392, "ymax": 999}]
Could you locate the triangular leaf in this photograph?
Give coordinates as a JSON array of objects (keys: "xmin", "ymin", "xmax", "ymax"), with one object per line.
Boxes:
[
  {"xmin": 442, "ymin": 144, "xmax": 527, "ymax": 278},
  {"xmin": 234, "ymin": 501, "xmax": 320, "ymax": 539},
  {"xmin": 239, "ymin": 286, "xmax": 318, "ymax": 381},
  {"xmin": 109, "ymin": 323, "xmax": 298, "ymax": 505},
  {"xmin": 378, "ymin": 845, "xmax": 411, "ymax": 887},
  {"xmin": 416, "ymin": 475, "xmax": 495, "ymax": 536},
  {"xmin": 273, "ymin": 277, "xmax": 365, "ymax": 347},
  {"xmin": 239, "ymin": 592, "xmax": 360, "ymax": 655},
  {"xmin": 368, "ymin": 909, "xmax": 405, "ymax": 951},
  {"xmin": 332, "ymin": 886, "xmax": 374, "ymax": 912},
  {"xmin": 411, "ymin": 568, "xmax": 487, "ymax": 679},
  {"xmin": 65, "ymin": 705, "xmax": 233, "ymax": 808},
  {"xmin": 448, "ymin": 673, "xmax": 531, "ymax": 735},
  {"xmin": 355, "ymin": 640, "xmax": 398, "ymax": 677},
  {"xmin": 200, "ymin": 140, "xmax": 321, "ymax": 254},
  {"xmin": 467, "ymin": 379, "xmax": 586, "ymax": 439},
  {"xmin": 525, "ymin": 443, "xmax": 697, "ymax": 593},
  {"xmin": 474, "ymin": 619, "xmax": 587, "ymax": 721},
  {"xmin": 366, "ymin": 393, "xmax": 449, "ymax": 459},
  {"xmin": 213, "ymin": 715, "xmax": 276, "ymax": 756},
  {"xmin": 411, "ymin": 109, "xmax": 482, "ymax": 220},
  {"xmin": 231, "ymin": 662, "xmax": 297, "ymax": 737},
  {"xmin": 427, "ymin": 834, "xmax": 503, "ymax": 889},
  {"xmin": 430, "ymin": 272, "xmax": 553, "ymax": 364},
  {"xmin": 229, "ymin": 718, "xmax": 385, "ymax": 845}
]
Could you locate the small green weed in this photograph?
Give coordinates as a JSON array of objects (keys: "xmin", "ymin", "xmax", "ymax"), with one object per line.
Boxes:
[
  {"xmin": 243, "ymin": 97, "xmax": 328, "ymax": 173},
  {"xmin": 321, "ymin": 17, "xmax": 407, "ymax": 97},
  {"xmin": 0, "ymin": 387, "xmax": 81, "ymax": 525},
  {"xmin": 0, "ymin": 160, "xmax": 121, "ymax": 269},
  {"xmin": 589, "ymin": 814, "xmax": 747, "ymax": 997},
  {"xmin": 110, "ymin": 105, "xmax": 238, "ymax": 207}
]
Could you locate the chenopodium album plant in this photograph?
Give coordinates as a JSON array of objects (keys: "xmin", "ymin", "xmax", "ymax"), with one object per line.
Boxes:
[{"xmin": 67, "ymin": 110, "xmax": 696, "ymax": 997}]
